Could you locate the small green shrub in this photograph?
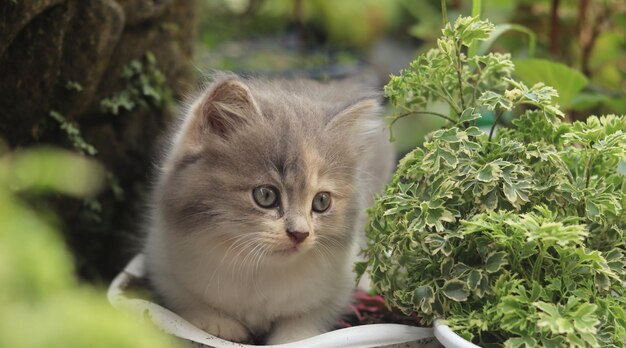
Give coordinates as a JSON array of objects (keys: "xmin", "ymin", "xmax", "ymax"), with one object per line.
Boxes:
[{"xmin": 358, "ymin": 15, "xmax": 626, "ymax": 347}]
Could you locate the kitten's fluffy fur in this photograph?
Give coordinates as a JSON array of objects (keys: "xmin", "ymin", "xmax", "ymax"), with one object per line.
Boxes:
[{"xmin": 145, "ymin": 74, "xmax": 394, "ymax": 344}]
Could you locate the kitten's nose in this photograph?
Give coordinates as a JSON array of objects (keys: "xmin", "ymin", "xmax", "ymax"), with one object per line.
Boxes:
[{"xmin": 287, "ymin": 230, "xmax": 309, "ymax": 244}]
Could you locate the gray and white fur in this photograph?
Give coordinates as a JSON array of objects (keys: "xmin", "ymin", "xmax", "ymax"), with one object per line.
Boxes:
[{"xmin": 144, "ymin": 74, "xmax": 394, "ymax": 344}]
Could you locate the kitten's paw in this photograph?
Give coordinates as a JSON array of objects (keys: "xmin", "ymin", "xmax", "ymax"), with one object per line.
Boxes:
[
  {"xmin": 267, "ymin": 324, "xmax": 322, "ymax": 345},
  {"xmin": 185, "ymin": 311, "xmax": 251, "ymax": 343},
  {"xmin": 202, "ymin": 318, "xmax": 250, "ymax": 343}
]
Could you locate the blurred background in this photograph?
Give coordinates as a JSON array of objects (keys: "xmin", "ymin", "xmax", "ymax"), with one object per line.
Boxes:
[{"xmin": 0, "ymin": 0, "xmax": 625, "ymax": 344}]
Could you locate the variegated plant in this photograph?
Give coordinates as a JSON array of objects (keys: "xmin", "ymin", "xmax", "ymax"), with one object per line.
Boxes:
[{"xmin": 358, "ymin": 15, "xmax": 626, "ymax": 347}]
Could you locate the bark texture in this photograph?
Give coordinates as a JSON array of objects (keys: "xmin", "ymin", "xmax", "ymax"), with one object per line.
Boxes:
[{"xmin": 0, "ymin": 0, "xmax": 197, "ymax": 280}]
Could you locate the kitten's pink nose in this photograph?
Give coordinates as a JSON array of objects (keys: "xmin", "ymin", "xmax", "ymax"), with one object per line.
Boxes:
[{"xmin": 287, "ymin": 230, "xmax": 309, "ymax": 244}]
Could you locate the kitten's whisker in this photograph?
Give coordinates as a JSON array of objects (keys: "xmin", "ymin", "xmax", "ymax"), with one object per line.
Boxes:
[
  {"xmin": 252, "ymin": 246, "xmax": 269, "ymax": 299},
  {"xmin": 318, "ymin": 235, "xmax": 346, "ymax": 250},
  {"xmin": 230, "ymin": 239, "xmax": 256, "ymax": 279},
  {"xmin": 312, "ymin": 248, "xmax": 332, "ymax": 267},
  {"xmin": 231, "ymin": 238, "xmax": 264, "ymax": 282},
  {"xmin": 252, "ymin": 243, "xmax": 268, "ymax": 277},
  {"xmin": 315, "ymin": 239, "xmax": 335, "ymax": 264},
  {"xmin": 243, "ymin": 241, "xmax": 267, "ymax": 287},
  {"xmin": 241, "ymin": 242, "xmax": 265, "ymax": 283},
  {"xmin": 204, "ymin": 234, "xmax": 255, "ymax": 298}
]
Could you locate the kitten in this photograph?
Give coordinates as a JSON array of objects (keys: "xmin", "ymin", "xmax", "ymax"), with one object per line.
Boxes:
[{"xmin": 144, "ymin": 74, "xmax": 394, "ymax": 344}]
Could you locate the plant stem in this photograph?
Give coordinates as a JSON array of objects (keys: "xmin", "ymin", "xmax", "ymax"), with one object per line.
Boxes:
[
  {"xmin": 471, "ymin": 64, "xmax": 483, "ymax": 107},
  {"xmin": 455, "ymin": 42, "xmax": 466, "ymax": 111},
  {"xmin": 532, "ymin": 246, "xmax": 544, "ymax": 282},
  {"xmin": 579, "ymin": 2, "xmax": 609, "ymax": 77},
  {"xmin": 487, "ymin": 109, "xmax": 504, "ymax": 144},
  {"xmin": 584, "ymin": 152, "xmax": 596, "ymax": 189},
  {"xmin": 435, "ymin": 85, "xmax": 463, "ymax": 115},
  {"xmin": 387, "ymin": 109, "xmax": 457, "ymax": 141},
  {"xmin": 421, "ymin": 84, "xmax": 462, "ymax": 115},
  {"xmin": 557, "ymin": 157, "xmax": 576, "ymax": 186},
  {"xmin": 441, "ymin": 0, "xmax": 448, "ymax": 26},
  {"xmin": 549, "ymin": 0, "xmax": 561, "ymax": 56},
  {"xmin": 392, "ymin": 110, "xmax": 457, "ymax": 126},
  {"xmin": 467, "ymin": 0, "xmax": 482, "ymax": 58}
]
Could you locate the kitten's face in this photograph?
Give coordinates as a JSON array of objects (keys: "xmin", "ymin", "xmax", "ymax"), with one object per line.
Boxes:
[{"xmin": 158, "ymin": 77, "xmax": 379, "ymax": 264}]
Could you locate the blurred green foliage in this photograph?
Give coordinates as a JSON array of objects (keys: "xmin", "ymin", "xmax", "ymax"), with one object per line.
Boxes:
[
  {"xmin": 389, "ymin": 0, "xmax": 626, "ymax": 153},
  {"xmin": 513, "ymin": 59, "xmax": 588, "ymax": 109},
  {"xmin": 0, "ymin": 146, "xmax": 174, "ymax": 348},
  {"xmin": 196, "ymin": 0, "xmax": 413, "ymax": 77},
  {"xmin": 197, "ymin": 0, "xmax": 626, "ymax": 146},
  {"xmin": 199, "ymin": 0, "xmax": 404, "ymax": 49},
  {"xmin": 402, "ymin": 2, "xmax": 622, "ymax": 113}
]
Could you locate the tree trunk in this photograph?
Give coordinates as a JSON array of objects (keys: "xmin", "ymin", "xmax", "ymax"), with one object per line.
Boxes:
[{"xmin": 0, "ymin": 0, "xmax": 197, "ymax": 281}]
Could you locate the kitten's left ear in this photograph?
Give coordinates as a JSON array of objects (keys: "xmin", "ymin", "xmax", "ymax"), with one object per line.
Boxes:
[
  {"xmin": 326, "ymin": 97, "xmax": 384, "ymax": 141},
  {"xmin": 186, "ymin": 78, "xmax": 262, "ymax": 148}
]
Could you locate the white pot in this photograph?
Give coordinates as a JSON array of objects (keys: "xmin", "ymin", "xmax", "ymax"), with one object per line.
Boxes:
[
  {"xmin": 433, "ymin": 321, "xmax": 480, "ymax": 348},
  {"xmin": 107, "ymin": 254, "xmax": 437, "ymax": 348}
]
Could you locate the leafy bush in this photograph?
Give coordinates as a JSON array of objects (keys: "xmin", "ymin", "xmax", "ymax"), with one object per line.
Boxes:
[
  {"xmin": 358, "ymin": 16, "xmax": 626, "ymax": 347},
  {"xmin": 0, "ymin": 147, "xmax": 175, "ymax": 348}
]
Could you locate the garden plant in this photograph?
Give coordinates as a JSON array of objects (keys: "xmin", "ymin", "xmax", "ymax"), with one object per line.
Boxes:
[{"xmin": 357, "ymin": 14, "xmax": 626, "ymax": 347}]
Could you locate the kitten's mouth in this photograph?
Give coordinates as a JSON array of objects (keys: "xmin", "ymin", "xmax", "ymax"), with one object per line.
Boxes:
[{"xmin": 274, "ymin": 245, "xmax": 300, "ymax": 256}]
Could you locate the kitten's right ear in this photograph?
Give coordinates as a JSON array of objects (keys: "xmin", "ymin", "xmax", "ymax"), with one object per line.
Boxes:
[{"xmin": 189, "ymin": 78, "xmax": 261, "ymax": 143}]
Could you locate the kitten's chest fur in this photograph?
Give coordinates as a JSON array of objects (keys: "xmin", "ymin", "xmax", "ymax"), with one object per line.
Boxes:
[
  {"xmin": 206, "ymin": 250, "xmax": 352, "ymax": 328},
  {"xmin": 151, "ymin": 234, "xmax": 355, "ymax": 333}
]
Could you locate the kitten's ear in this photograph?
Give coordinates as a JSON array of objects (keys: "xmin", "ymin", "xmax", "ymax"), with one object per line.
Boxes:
[
  {"xmin": 326, "ymin": 97, "xmax": 384, "ymax": 140},
  {"xmin": 192, "ymin": 78, "xmax": 261, "ymax": 142}
]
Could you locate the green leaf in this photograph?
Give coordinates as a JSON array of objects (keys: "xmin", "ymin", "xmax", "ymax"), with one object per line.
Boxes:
[
  {"xmin": 7, "ymin": 148, "xmax": 103, "ymax": 197},
  {"xmin": 503, "ymin": 179, "xmax": 531, "ymax": 208},
  {"xmin": 423, "ymin": 144, "xmax": 458, "ymax": 169},
  {"xmin": 435, "ymin": 128, "xmax": 463, "ymax": 142},
  {"xmin": 465, "ymin": 126, "xmax": 484, "ymax": 137},
  {"xmin": 413, "ymin": 285, "xmax": 435, "ymax": 313},
  {"xmin": 467, "ymin": 270, "xmax": 482, "ymax": 290},
  {"xmin": 475, "ymin": 274, "xmax": 490, "ymax": 298},
  {"xmin": 441, "ymin": 258, "xmax": 454, "ymax": 276},
  {"xmin": 466, "ymin": 0, "xmax": 483, "ymax": 58},
  {"xmin": 565, "ymin": 333, "xmax": 586, "ymax": 347},
  {"xmin": 535, "ymin": 302, "xmax": 574, "ymax": 335},
  {"xmin": 445, "ymin": 16, "xmax": 495, "ymax": 47},
  {"xmin": 513, "ymin": 59, "xmax": 588, "ymax": 108},
  {"xmin": 540, "ymin": 335, "xmax": 566, "ymax": 348},
  {"xmin": 572, "ymin": 303, "xmax": 599, "ymax": 334},
  {"xmin": 585, "ymin": 200, "xmax": 600, "ymax": 220},
  {"xmin": 485, "ymin": 251, "xmax": 508, "ymax": 273},
  {"xmin": 459, "ymin": 108, "xmax": 482, "ymax": 123},
  {"xmin": 477, "ymin": 162, "xmax": 502, "ymax": 182},
  {"xmin": 477, "ymin": 23, "xmax": 537, "ymax": 57},
  {"xmin": 505, "ymin": 335, "xmax": 538, "ymax": 348},
  {"xmin": 484, "ymin": 189, "xmax": 498, "ymax": 210},
  {"xmin": 578, "ymin": 332, "xmax": 598, "ymax": 347},
  {"xmin": 354, "ymin": 261, "xmax": 368, "ymax": 279},
  {"xmin": 594, "ymin": 272, "xmax": 610, "ymax": 291},
  {"xmin": 441, "ymin": 279, "xmax": 470, "ymax": 301},
  {"xmin": 478, "ymin": 90, "xmax": 513, "ymax": 111}
]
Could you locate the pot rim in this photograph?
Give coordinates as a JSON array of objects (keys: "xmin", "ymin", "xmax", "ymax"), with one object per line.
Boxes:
[
  {"xmin": 433, "ymin": 320, "xmax": 481, "ymax": 348},
  {"xmin": 107, "ymin": 254, "xmax": 435, "ymax": 348}
]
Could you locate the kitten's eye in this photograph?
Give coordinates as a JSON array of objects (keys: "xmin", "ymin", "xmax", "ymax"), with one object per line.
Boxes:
[
  {"xmin": 312, "ymin": 192, "xmax": 331, "ymax": 213},
  {"xmin": 253, "ymin": 186, "xmax": 279, "ymax": 208}
]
